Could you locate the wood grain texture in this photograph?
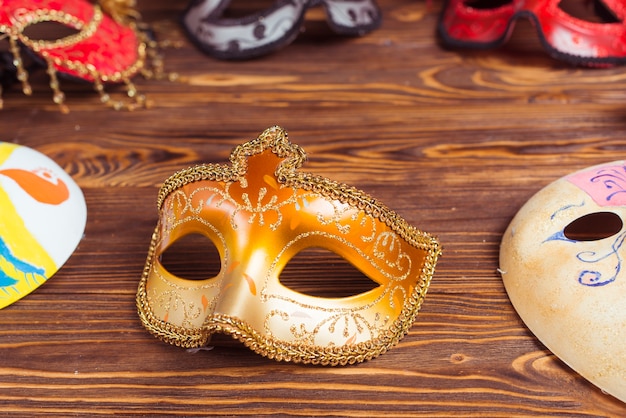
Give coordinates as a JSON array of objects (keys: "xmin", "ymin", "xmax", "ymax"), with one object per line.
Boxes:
[{"xmin": 1, "ymin": 0, "xmax": 625, "ymax": 415}]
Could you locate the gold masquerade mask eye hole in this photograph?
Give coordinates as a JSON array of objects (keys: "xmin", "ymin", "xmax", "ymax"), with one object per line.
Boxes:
[
  {"xmin": 158, "ymin": 233, "xmax": 222, "ymax": 281},
  {"xmin": 563, "ymin": 211, "xmax": 623, "ymax": 241},
  {"xmin": 279, "ymin": 247, "xmax": 381, "ymax": 298},
  {"xmin": 21, "ymin": 21, "xmax": 81, "ymax": 42}
]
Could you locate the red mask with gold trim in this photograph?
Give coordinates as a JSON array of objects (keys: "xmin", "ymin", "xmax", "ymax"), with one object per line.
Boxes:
[{"xmin": 0, "ymin": 0, "xmax": 164, "ymax": 111}]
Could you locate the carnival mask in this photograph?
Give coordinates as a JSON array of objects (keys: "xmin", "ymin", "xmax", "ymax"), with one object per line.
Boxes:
[
  {"xmin": 137, "ymin": 126, "xmax": 441, "ymax": 365},
  {"xmin": 0, "ymin": 0, "xmax": 165, "ymax": 111},
  {"xmin": 438, "ymin": 0, "xmax": 626, "ymax": 66},
  {"xmin": 182, "ymin": 0, "xmax": 381, "ymax": 60},
  {"xmin": 500, "ymin": 161, "xmax": 626, "ymax": 402},
  {"xmin": 0, "ymin": 142, "xmax": 86, "ymax": 309}
]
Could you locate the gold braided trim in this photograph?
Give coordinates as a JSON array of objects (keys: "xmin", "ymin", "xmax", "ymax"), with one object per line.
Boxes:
[
  {"xmin": 136, "ymin": 227, "xmax": 440, "ymax": 365},
  {"xmin": 16, "ymin": 7, "xmax": 103, "ymax": 51},
  {"xmin": 6, "ymin": 6, "xmax": 144, "ymax": 83},
  {"xmin": 137, "ymin": 126, "xmax": 442, "ymax": 365}
]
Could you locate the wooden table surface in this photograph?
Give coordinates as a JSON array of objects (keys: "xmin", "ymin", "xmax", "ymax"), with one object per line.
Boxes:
[{"xmin": 2, "ymin": 0, "xmax": 626, "ymax": 416}]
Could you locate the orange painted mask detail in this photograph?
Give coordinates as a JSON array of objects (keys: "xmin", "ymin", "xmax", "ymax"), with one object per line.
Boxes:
[{"xmin": 136, "ymin": 126, "xmax": 441, "ymax": 365}]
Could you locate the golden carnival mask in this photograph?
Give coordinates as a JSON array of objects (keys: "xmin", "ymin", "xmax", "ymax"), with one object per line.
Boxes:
[{"xmin": 136, "ymin": 126, "xmax": 441, "ymax": 365}]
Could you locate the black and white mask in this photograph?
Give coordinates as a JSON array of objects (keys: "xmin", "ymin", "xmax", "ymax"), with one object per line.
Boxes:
[{"xmin": 182, "ymin": 0, "xmax": 381, "ymax": 59}]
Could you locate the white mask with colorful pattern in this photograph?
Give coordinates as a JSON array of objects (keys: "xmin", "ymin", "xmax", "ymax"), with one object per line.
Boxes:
[
  {"xmin": 0, "ymin": 143, "xmax": 86, "ymax": 309},
  {"xmin": 500, "ymin": 160, "xmax": 626, "ymax": 403}
]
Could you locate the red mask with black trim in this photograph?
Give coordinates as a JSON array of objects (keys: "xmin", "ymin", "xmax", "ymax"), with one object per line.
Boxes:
[{"xmin": 438, "ymin": 0, "xmax": 626, "ymax": 66}]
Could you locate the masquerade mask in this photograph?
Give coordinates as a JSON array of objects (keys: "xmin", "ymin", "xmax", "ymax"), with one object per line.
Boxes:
[
  {"xmin": 500, "ymin": 161, "xmax": 626, "ymax": 403},
  {"xmin": 137, "ymin": 126, "xmax": 441, "ymax": 365},
  {"xmin": 438, "ymin": 0, "xmax": 626, "ymax": 66},
  {"xmin": 0, "ymin": 0, "xmax": 166, "ymax": 111},
  {"xmin": 0, "ymin": 142, "xmax": 87, "ymax": 309},
  {"xmin": 182, "ymin": 0, "xmax": 382, "ymax": 60}
]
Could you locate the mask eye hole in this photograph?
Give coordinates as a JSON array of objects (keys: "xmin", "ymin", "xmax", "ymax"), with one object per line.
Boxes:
[
  {"xmin": 159, "ymin": 233, "xmax": 221, "ymax": 281},
  {"xmin": 558, "ymin": 0, "xmax": 621, "ymax": 23},
  {"xmin": 463, "ymin": 0, "xmax": 513, "ymax": 10},
  {"xmin": 279, "ymin": 247, "xmax": 380, "ymax": 298},
  {"xmin": 22, "ymin": 21, "xmax": 81, "ymax": 42},
  {"xmin": 564, "ymin": 211, "xmax": 623, "ymax": 241},
  {"xmin": 223, "ymin": 0, "xmax": 277, "ymax": 18}
]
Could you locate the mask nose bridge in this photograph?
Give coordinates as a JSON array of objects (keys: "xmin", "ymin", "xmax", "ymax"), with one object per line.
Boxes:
[{"xmin": 209, "ymin": 219, "xmax": 282, "ymax": 324}]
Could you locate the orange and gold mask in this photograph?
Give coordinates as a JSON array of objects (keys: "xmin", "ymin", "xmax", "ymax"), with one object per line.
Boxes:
[{"xmin": 136, "ymin": 126, "xmax": 441, "ymax": 365}]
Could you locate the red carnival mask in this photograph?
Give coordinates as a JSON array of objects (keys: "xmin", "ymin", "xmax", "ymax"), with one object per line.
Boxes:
[
  {"xmin": 438, "ymin": 0, "xmax": 626, "ymax": 66},
  {"xmin": 0, "ymin": 0, "xmax": 167, "ymax": 111}
]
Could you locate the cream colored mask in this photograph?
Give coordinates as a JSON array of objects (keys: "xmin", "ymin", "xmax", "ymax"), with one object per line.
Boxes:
[
  {"xmin": 500, "ymin": 161, "xmax": 626, "ymax": 403},
  {"xmin": 0, "ymin": 142, "xmax": 86, "ymax": 309},
  {"xmin": 137, "ymin": 126, "xmax": 441, "ymax": 365}
]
